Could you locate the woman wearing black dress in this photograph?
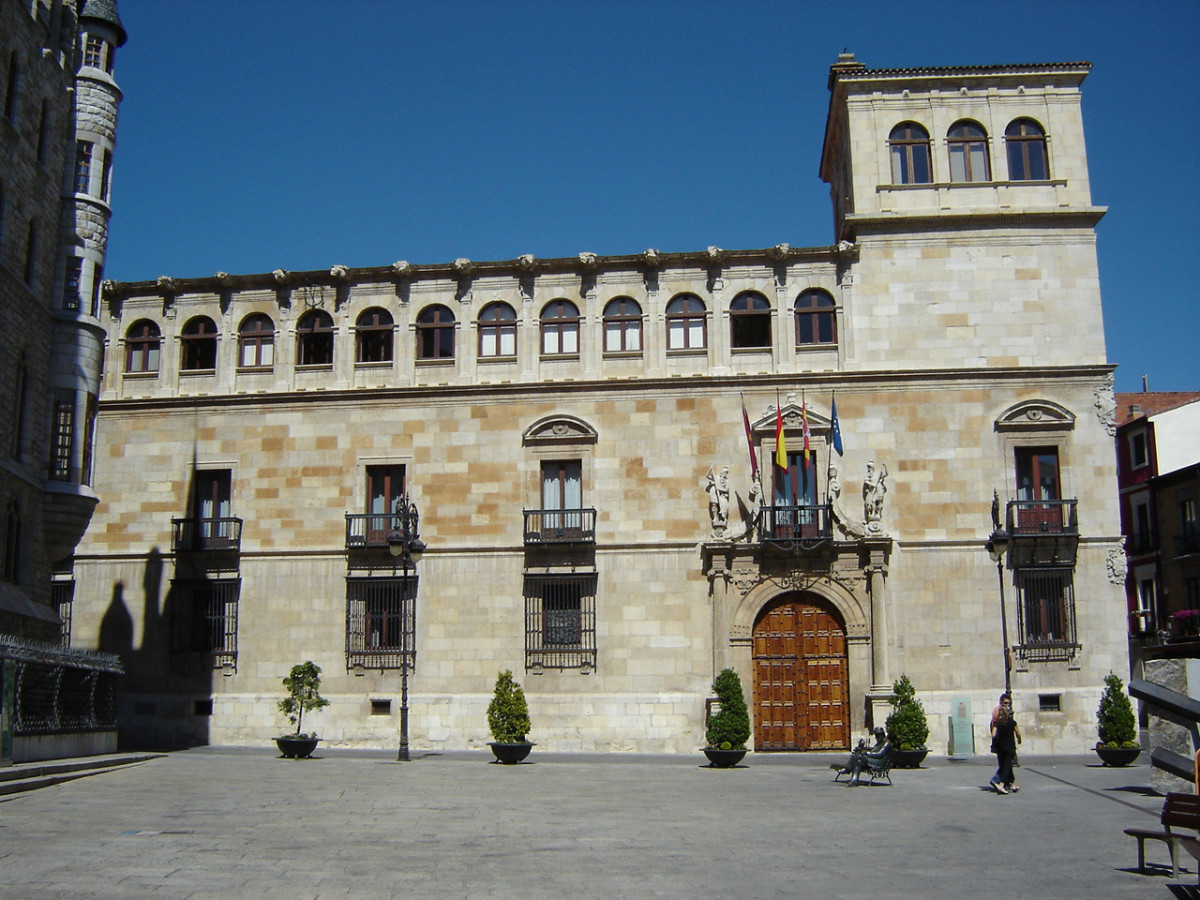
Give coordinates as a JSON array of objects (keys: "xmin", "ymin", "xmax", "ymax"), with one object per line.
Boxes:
[{"xmin": 989, "ymin": 693, "xmax": 1022, "ymax": 794}]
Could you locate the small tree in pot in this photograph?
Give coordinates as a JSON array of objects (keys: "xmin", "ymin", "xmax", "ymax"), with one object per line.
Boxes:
[
  {"xmin": 703, "ymin": 667, "xmax": 751, "ymax": 767},
  {"xmin": 275, "ymin": 661, "xmax": 330, "ymax": 759},
  {"xmin": 487, "ymin": 669, "xmax": 533, "ymax": 764},
  {"xmin": 1095, "ymin": 672, "xmax": 1140, "ymax": 766},
  {"xmin": 885, "ymin": 674, "xmax": 930, "ymax": 767}
]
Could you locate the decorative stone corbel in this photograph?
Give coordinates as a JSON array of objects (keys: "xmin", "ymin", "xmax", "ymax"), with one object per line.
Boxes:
[
  {"xmin": 215, "ymin": 272, "xmax": 234, "ymax": 288},
  {"xmin": 578, "ymin": 252, "xmax": 598, "ymax": 270},
  {"xmin": 392, "ymin": 260, "xmax": 414, "ymax": 279},
  {"xmin": 642, "ymin": 248, "xmax": 661, "ymax": 269},
  {"xmin": 769, "ymin": 242, "xmax": 791, "ymax": 262},
  {"xmin": 272, "ymin": 268, "xmax": 292, "ymax": 286},
  {"xmin": 330, "ymin": 264, "xmax": 350, "ymax": 281},
  {"xmin": 453, "ymin": 258, "xmax": 473, "ymax": 276},
  {"xmin": 1093, "ymin": 374, "xmax": 1117, "ymax": 437},
  {"xmin": 517, "ymin": 253, "xmax": 537, "ymax": 273}
]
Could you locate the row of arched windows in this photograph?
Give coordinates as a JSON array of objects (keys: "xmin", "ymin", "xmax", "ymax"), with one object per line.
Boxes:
[
  {"xmin": 122, "ymin": 290, "xmax": 839, "ymax": 374},
  {"xmin": 888, "ymin": 117, "xmax": 1049, "ymax": 185}
]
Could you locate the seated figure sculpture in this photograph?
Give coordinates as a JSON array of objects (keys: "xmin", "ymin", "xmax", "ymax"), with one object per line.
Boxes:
[{"xmin": 837, "ymin": 727, "xmax": 891, "ymax": 786}]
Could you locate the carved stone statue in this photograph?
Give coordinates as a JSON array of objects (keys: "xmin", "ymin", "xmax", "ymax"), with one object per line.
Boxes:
[
  {"xmin": 725, "ymin": 478, "xmax": 762, "ymax": 543},
  {"xmin": 863, "ymin": 461, "xmax": 888, "ymax": 529},
  {"xmin": 707, "ymin": 467, "xmax": 731, "ymax": 533}
]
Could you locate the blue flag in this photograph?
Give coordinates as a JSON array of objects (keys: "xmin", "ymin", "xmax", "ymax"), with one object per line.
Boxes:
[{"xmin": 831, "ymin": 395, "xmax": 844, "ymax": 456}]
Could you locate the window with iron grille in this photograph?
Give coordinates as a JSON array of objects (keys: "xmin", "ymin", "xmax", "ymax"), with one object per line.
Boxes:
[
  {"xmin": 53, "ymin": 574, "xmax": 74, "ymax": 647},
  {"xmin": 74, "ymin": 141, "xmax": 92, "ymax": 194},
  {"xmin": 346, "ymin": 576, "xmax": 415, "ymax": 670},
  {"xmin": 525, "ymin": 574, "xmax": 597, "ymax": 670},
  {"xmin": 1014, "ymin": 568, "xmax": 1077, "ymax": 661},
  {"xmin": 62, "ymin": 256, "xmax": 82, "ymax": 311},
  {"xmin": 171, "ymin": 579, "xmax": 239, "ymax": 669},
  {"xmin": 49, "ymin": 395, "xmax": 73, "ymax": 481}
]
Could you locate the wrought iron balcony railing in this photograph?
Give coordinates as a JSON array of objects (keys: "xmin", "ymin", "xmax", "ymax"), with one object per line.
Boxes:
[
  {"xmin": 759, "ymin": 504, "xmax": 834, "ymax": 545},
  {"xmin": 171, "ymin": 517, "xmax": 243, "ymax": 552},
  {"xmin": 345, "ymin": 513, "xmax": 418, "ymax": 549},
  {"xmin": 1006, "ymin": 499, "xmax": 1078, "ymax": 535},
  {"xmin": 523, "ymin": 508, "xmax": 597, "ymax": 544},
  {"xmin": 1177, "ymin": 528, "xmax": 1200, "ymax": 558}
]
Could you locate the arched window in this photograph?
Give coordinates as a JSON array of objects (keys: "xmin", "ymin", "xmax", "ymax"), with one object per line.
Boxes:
[
  {"xmin": 478, "ymin": 302, "xmax": 517, "ymax": 358},
  {"xmin": 416, "ymin": 305, "xmax": 455, "ymax": 360},
  {"xmin": 296, "ymin": 310, "xmax": 334, "ymax": 367},
  {"xmin": 180, "ymin": 316, "xmax": 218, "ymax": 371},
  {"xmin": 125, "ymin": 320, "xmax": 161, "ymax": 373},
  {"xmin": 947, "ymin": 121, "xmax": 991, "ymax": 183},
  {"xmin": 238, "ymin": 313, "xmax": 275, "ymax": 369},
  {"xmin": 603, "ymin": 297, "xmax": 642, "ymax": 353},
  {"xmin": 795, "ymin": 289, "xmax": 837, "ymax": 346},
  {"xmin": 666, "ymin": 294, "xmax": 707, "ymax": 350},
  {"xmin": 730, "ymin": 291, "xmax": 772, "ymax": 349},
  {"xmin": 3, "ymin": 500, "xmax": 20, "ymax": 583},
  {"xmin": 888, "ymin": 122, "xmax": 932, "ymax": 184},
  {"xmin": 355, "ymin": 308, "xmax": 393, "ymax": 363},
  {"xmin": 1005, "ymin": 118, "xmax": 1049, "ymax": 181},
  {"xmin": 540, "ymin": 300, "xmax": 580, "ymax": 356}
]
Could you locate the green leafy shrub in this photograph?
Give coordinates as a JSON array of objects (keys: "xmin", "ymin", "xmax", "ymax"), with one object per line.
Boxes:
[
  {"xmin": 705, "ymin": 668, "xmax": 751, "ymax": 750},
  {"xmin": 885, "ymin": 674, "xmax": 929, "ymax": 751},
  {"xmin": 487, "ymin": 669, "xmax": 531, "ymax": 743},
  {"xmin": 277, "ymin": 661, "xmax": 330, "ymax": 738},
  {"xmin": 1096, "ymin": 672, "xmax": 1138, "ymax": 748}
]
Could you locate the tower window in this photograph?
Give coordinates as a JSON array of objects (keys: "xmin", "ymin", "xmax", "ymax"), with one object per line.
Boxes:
[
  {"xmin": 125, "ymin": 320, "xmax": 161, "ymax": 373},
  {"xmin": 1005, "ymin": 119, "xmax": 1048, "ymax": 181},
  {"xmin": 238, "ymin": 314, "xmax": 275, "ymax": 369},
  {"xmin": 181, "ymin": 316, "xmax": 219, "ymax": 371},
  {"xmin": 540, "ymin": 300, "xmax": 580, "ymax": 356},
  {"xmin": 602, "ymin": 297, "xmax": 642, "ymax": 353},
  {"xmin": 730, "ymin": 292, "xmax": 772, "ymax": 349},
  {"xmin": 296, "ymin": 310, "xmax": 335, "ymax": 367},
  {"xmin": 355, "ymin": 308, "xmax": 394, "ymax": 363},
  {"xmin": 948, "ymin": 121, "xmax": 991, "ymax": 183},
  {"xmin": 795, "ymin": 289, "xmax": 837, "ymax": 346},
  {"xmin": 416, "ymin": 305, "xmax": 455, "ymax": 360},
  {"xmin": 74, "ymin": 141, "xmax": 93, "ymax": 194},
  {"xmin": 666, "ymin": 294, "xmax": 707, "ymax": 350},
  {"xmin": 888, "ymin": 122, "xmax": 932, "ymax": 184}
]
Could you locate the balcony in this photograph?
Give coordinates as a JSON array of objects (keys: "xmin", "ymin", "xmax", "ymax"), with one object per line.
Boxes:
[
  {"xmin": 1005, "ymin": 500, "xmax": 1078, "ymax": 567},
  {"xmin": 523, "ymin": 508, "xmax": 597, "ymax": 545},
  {"xmin": 345, "ymin": 513, "xmax": 403, "ymax": 549},
  {"xmin": 171, "ymin": 517, "xmax": 243, "ymax": 552},
  {"xmin": 760, "ymin": 504, "xmax": 834, "ymax": 549}
]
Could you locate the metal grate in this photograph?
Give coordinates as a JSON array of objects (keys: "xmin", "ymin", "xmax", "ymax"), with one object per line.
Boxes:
[
  {"xmin": 346, "ymin": 576, "xmax": 415, "ymax": 670},
  {"xmin": 52, "ymin": 578, "xmax": 75, "ymax": 647},
  {"xmin": 524, "ymin": 574, "xmax": 597, "ymax": 670},
  {"xmin": 1013, "ymin": 568, "xmax": 1078, "ymax": 661},
  {"xmin": 170, "ymin": 579, "xmax": 239, "ymax": 669}
]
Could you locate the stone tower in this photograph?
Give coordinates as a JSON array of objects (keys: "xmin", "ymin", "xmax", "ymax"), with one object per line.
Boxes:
[{"xmin": 1, "ymin": 0, "xmax": 125, "ymax": 641}]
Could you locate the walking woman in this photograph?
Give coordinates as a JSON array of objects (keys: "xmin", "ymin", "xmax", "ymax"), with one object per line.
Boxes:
[{"xmin": 989, "ymin": 693, "xmax": 1022, "ymax": 794}]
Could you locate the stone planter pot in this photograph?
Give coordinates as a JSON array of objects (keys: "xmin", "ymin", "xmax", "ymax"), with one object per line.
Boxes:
[
  {"xmin": 893, "ymin": 748, "xmax": 929, "ymax": 769},
  {"xmin": 275, "ymin": 736, "xmax": 319, "ymax": 759},
  {"xmin": 1095, "ymin": 745, "xmax": 1141, "ymax": 767},
  {"xmin": 489, "ymin": 742, "xmax": 535, "ymax": 765},
  {"xmin": 702, "ymin": 748, "xmax": 748, "ymax": 768}
]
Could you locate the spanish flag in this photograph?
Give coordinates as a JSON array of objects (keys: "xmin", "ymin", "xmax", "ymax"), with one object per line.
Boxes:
[
  {"xmin": 774, "ymin": 401, "xmax": 787, "ymax": 469},
  {"xmin": 801, "ymin": 397, "xmax": 811, "ymax": 469}
]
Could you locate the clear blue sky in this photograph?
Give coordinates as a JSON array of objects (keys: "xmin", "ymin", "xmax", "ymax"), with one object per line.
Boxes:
[{"xmin": 107, "ymin": 0, "xmax": 1197, "ymax": 394}]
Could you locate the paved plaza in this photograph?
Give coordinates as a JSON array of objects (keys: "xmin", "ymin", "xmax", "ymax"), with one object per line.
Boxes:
[{"xmin": 0, "ymin": 747, "xmax": 1194, "ymax": 899}]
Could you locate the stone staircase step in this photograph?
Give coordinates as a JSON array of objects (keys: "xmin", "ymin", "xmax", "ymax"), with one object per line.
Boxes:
[{"xmin": 0, "ymin": 754, "xmax": 163, "ymax": 797}]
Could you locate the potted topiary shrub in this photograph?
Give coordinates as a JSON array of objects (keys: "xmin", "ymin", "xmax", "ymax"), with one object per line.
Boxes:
[
  {"xmin": 703, "ymin": 667, "xmax": 751, "ymax": 767},
  {"xmin": 885, "ymin": 674, "xmax": 930, "ymax": 768},
  {"xmin": 1095, "ymin": 672, "xmax": 1141, "ymax": 766},
  {"xmin": 487, "ymin": 669, "xmax": 534, "ymax": 764},
  {"xmin": 275, "ymin": 660, "xmax": 330, "ymax": 759}
]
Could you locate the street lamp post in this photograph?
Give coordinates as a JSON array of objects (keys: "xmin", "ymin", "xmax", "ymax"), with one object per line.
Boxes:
[
  {"xmin": 388, "ymin": 496, "xmax": 426, "ymax": 762},
  {"xmin": 986, "ymin": 490, "xmax": 1012, "ymax": 695}
]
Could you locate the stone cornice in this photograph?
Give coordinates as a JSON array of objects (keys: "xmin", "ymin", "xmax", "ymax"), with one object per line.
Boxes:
[
  {"xmin": 98, "ymin": 363, "xmax": 1117, "ymax": 414},
  {"xmin": 102, "ymin": 244, "xmax": 849, "ymax": 300},
  {"xmin": 846, "ymin": 208, "xmax": 1107, "ymax": 234}
]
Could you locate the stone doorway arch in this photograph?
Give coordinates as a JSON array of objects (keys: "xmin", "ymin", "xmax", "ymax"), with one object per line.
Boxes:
[{"xmin": 753, "ymin": 592, "xmax": 850, "ymax": 751}]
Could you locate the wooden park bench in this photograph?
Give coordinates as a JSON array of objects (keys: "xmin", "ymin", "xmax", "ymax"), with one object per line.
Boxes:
[{"xmin": 1125, "ymin": 792, "xmax": 1200, "ymax": 879}]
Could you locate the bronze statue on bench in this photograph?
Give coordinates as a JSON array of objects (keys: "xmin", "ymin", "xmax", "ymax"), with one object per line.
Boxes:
[{"xmin": 833, "ymin": 727, "xmax": 896, "ymax": 786}]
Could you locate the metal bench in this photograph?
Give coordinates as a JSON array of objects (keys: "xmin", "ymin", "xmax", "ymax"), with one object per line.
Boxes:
[
  {"xmin": 1125, "ymin": 792, "xmax": 1200, "ymax": 879},
  {"xmin": 832, "ymin": 744, "xmax": 896, "ymax": 786}
]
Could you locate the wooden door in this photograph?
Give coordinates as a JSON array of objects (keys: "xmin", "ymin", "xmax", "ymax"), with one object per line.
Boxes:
[{"xmin": 753, "ymin": 596, "xmax": 849, "ymax": 751}]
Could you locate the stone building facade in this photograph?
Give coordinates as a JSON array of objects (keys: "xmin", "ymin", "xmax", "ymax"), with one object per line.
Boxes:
[{"xmin": 73, "ymin": 55, "xmax": 1127, "ymax": 755}]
